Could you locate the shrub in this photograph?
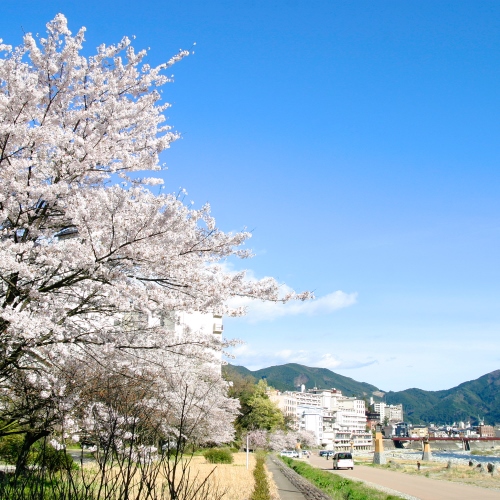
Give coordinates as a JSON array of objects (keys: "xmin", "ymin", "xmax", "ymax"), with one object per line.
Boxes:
[
  {"xmin": 0, "ymin": 434, "xmax": 24, "ymax": 465},
  {"xmin": 31, "ymin": 443, "xmax": 77, "ymax": 472},
  {"xmin": 250, "ymin": 452, "xmax": 270, "ymax": 500},
  {"xmin": 203, "ymin": 448, "xmax": 234, "ymax": 464},
  {"xmin": 0, "ymin": 436, "xmax": 77, "ymax": 472}
]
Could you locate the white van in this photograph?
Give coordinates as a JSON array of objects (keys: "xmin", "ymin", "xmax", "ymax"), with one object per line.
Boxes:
[
  {"xmin": 280, "ymin": 450, "xmax": 299, "ymax": 458},
  {"xmin": 332, "ymin": 452, "xmax": 354, "ymax": 470}
]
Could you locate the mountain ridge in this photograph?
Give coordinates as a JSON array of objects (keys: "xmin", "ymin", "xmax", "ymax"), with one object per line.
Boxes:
[
  {"xmin": 224, "ymin": 362, "xmax": 379, "ymax": 397},
  {"xmin": 224, "ymin": 363, "xmax": 500, "ymax": 425}
]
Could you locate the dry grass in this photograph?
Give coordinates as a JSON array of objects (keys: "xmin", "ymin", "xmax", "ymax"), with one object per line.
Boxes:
[
  {"xmin": 355, "ymin": 455, "xmax": 500, "ymax": 490},
  {"xmin": 187, "ymin": 452, "xmax": 256, "ymax": 500},
  {"xmin": 77, "ymin": 452, "xmax": 279, "ymax": 499},
  {"xmin": 185, "ymin": 452, "xmax": 281, "ymax": 500}
]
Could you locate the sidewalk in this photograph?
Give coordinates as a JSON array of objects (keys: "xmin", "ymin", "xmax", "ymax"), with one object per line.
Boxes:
[{"xmin": 266, "ymin": 457, "xmax": 307, "ymax": 500}]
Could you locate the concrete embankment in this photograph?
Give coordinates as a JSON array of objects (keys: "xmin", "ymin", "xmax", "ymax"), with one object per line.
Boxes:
[{"xmin": 382, "ymin": 438, "xmax": 396, "ymax": 450}]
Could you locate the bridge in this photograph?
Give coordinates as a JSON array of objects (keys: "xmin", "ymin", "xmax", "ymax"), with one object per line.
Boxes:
[
  {"xmin": 392, "ymin": 436, "xmax": 500, "ymax": 451},
  {"xmin": 392, "ymin": 437, "xmax": 500, "ymax": 441}
]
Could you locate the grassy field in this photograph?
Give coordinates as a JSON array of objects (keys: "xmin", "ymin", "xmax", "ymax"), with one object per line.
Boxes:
[
  {"xmin": 179, "ymin": 452, "xmax": 256, "ymax": 499},
  {"xmin": 0, "ymin": 451, "xmax": 278, "ymax": 500},
  {"xmin": 161, "ymin": 452, "xmax": 279, "ymax": 500},
  {"xmin": 139, "ymin": 452, "xmax": 279, "ymax": 500},
  {"xmin": 355, "ymin": 455, "xmax": 500, "ymax": 490}
]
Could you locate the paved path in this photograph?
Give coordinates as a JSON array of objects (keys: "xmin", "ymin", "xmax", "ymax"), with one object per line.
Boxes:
[
  {"xmin": 266, "ymin": 457, "xmax": 307, "ymax": 500},
  {"xmin": 309, "ymin": 454, "xmax": 500, "ymax": 500},
  {"xmin": 67, "ymin": 450, "xmax": 95, "ymax": 464}
]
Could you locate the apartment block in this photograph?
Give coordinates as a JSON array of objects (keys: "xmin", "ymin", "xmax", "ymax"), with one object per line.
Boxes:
[
  {"xmin": 372, "ymin": 402, "xmax": 403, "ymax": 423},
  {"xmin": 271, "ymin": 387, "xmax": 372, "ymax": 451},
  {"xmin": 478, "ymin": 425, "xmax": 495, "ymax": 438}
]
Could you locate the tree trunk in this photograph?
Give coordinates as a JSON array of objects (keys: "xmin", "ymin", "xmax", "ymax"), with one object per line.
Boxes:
[{"xmin": 15, "ymin": 430, "xmax": 49, "ymax": 475}]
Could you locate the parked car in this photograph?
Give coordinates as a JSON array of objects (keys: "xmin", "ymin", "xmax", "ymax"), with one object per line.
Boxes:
[
  {"xmin": 332, "ymin": 452, "xmax": 354, "ymax": 470},
  {"xmin": 319, "ymin": 450, "xmax": 333, "ymax": 457},
  {"xmin": 280, "ymin": 450, "xmax": 299, "ymax": 458}
]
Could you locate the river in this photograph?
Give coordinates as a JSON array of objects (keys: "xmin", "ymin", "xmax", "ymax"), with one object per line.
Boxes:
[{"xmin": 387, "ymin": 449, "xmax": 500, "ymax": 465}]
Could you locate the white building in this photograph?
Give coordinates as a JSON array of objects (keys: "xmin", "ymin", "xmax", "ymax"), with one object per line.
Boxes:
[
  {"xmin": 123, "ymin": 309, "xmax": 224, "ymax": 371},
  {"xmin": 372, "ymin": 402, "xmax": 403, "ymax": 423},
  {"xmin": 298, "ymin": 405, "xmax": 324, "ymax": 445},
  {"xmin": 271, "ymin": 387, "xmax": 372, "ymax": 451}
]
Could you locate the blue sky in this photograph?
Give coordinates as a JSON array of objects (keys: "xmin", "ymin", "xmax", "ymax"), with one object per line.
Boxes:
[{"xmin": 3, "ymin": 1, "xmax": 500, "ymax": 391}]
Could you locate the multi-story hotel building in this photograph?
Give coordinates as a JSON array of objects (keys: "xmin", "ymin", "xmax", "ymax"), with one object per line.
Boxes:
[{"xmin": 271, "ymin": 387, "xmax": 372, "ymax": 451}]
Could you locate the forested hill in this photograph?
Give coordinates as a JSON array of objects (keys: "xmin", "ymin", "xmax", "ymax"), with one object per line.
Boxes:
[
  {"xmin": 224, "ymin": 364, "xmax": 500, "ymax": 425},
  {"xmin": 385, "ymin": 370, "xmax": 500, "ymax": 424},
  {"xmin": 223, "ymin": 363, "xmax": 381, "ymax": 398}
]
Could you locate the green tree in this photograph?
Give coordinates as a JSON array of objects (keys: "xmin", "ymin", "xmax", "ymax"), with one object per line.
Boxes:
[
  {"xmin": 237, "ymin": 380, "xmax": 285, "ymax": 432},
  {"xmin": 225, "ymin": 371, "xmax": 257, "ymax": 402},
  {"xmin": 0, "ymin": 433, "xmax": 24, "ymax": 464}
]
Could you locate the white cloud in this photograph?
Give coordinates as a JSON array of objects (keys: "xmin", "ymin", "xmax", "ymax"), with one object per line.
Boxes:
[
  {"xmin": 318, "ymin": 353, "xmax": 343, "ymax": 369},
  {"xmin": 229, "ymin": 344, "xmax": 250, "ymax": 357},
  {"xmin": 214, "ymin": 263, "xmax": 357, "ymax": 322},
  {"xmin": 275, "ymin": 349, "xmax": 312, "ymax": 364},
  {"xmin": 228, "ymin": 290, "xmax": 357, "ymax": 323}
]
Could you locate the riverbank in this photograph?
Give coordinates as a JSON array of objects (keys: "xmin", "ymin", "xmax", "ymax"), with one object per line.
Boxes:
[{"xmin": 350, "ymin": 451, "xmax": 500, "ymax": 491}]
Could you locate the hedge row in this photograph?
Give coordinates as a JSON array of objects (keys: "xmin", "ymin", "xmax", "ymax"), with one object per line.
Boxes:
[{"xmin": 250, "ymin": 452, "xmax": 271, "ymax": 500}]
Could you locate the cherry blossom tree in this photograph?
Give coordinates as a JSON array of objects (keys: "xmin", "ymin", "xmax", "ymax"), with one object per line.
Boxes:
[
  {"xmin": 268, "ymin": 430, "xmax": 298, "ymax": 451},
  {"xmin": 0, "ymin": 365, "xmax": 81, "ymax": 473},
  {"xmin": 0, "ymin": 13, "xmax": 310, "ymax": 379},
  {"xmin": 245, "ymin": 429, "xmax": 268, "ymax": 450},
  {"xmin": 0, "ymin": 15, "xmax": 311, "ymax": 479},
  {"xmin": 67, "ymin": 357, "xmax": 238, "ymax": 497},
  {"xmin": 272, "ymin": 430, "xmax": 317, "ymax": 451},
  {"xmin": 297, "ymin": 430, "xmax": 316, "ymax": 448}
]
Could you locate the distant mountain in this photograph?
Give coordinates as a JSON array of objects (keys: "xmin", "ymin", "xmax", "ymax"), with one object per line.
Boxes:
[
  {"xmin": 223, "ymin": 363, "xmax": 256, "ymax": 382},
  {"xmin": 224, "ymin": 363, "xmax": 381, "ymax": 399},
  {"xmin": 385, "ymin": 370, "xmax": 500, "ymax": 425},
  {"xmin": 224, "ymin": 363, "xmax": 500, "ymax": 425}
]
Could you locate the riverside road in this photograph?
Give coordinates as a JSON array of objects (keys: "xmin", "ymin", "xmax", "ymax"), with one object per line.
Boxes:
[{"xmin": 308, "ymin": 454, "xmax": 500, "ymax": 500}]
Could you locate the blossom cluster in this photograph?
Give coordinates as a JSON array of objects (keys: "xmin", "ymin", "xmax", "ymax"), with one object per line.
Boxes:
[
  {"xmin": 0, "ymin": 14, "xmax": 310, "ymax": 452},
  {"xmin": 246, "ymin": 429, "xmax": 316, "ymax": 451}
]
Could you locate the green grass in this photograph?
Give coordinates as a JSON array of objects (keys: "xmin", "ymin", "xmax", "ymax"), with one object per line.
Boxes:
[
  {"xmin": 0, "ymin": 473, "xmax": 76, "ymax": 500},
  {"xmin": 471, "ymin": 449, "xmax": 500, "ymax": 456},
  {"xmin": 203, "ymin": 447, "xmax": 234, "ymax": 464},
  {"xmin": 280, "ymin": 456, "xmax": 405, "ymax": 500},
  {"xmin": 250, "ymin": 452, "xmax": 271, "ymax": 500}
]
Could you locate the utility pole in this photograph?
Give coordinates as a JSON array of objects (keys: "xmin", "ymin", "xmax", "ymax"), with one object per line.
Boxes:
[{"xmin": 246, "ymin": 434, "xmax": 249, "ymax": 470}]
